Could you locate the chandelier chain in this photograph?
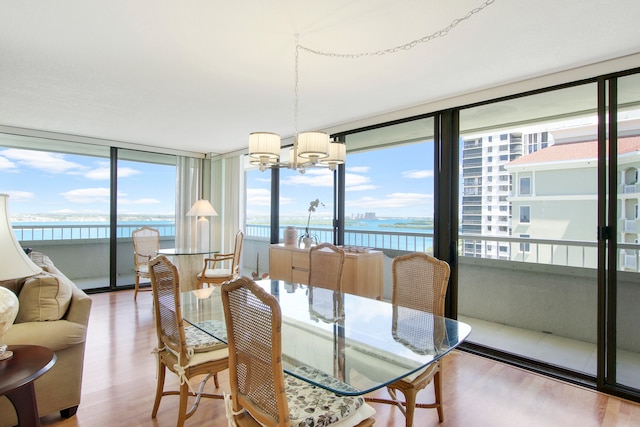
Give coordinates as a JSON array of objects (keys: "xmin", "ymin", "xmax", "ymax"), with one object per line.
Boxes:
[
  {"xmin": 297, "ymin": 0, "xmax": 495, "ymax": 59},
  {"xmin": 292, "ymin": 0, "xmax": 494, "ymax": 149}
]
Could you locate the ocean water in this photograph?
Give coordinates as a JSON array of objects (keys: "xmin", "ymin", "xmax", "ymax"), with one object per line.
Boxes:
[{"xmin": 14, "ymin": 218, "xmax": 433, "ymax": 251}]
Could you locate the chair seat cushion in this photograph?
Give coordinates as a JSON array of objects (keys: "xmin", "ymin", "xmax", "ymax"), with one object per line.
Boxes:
[
  {"xmin": 184, "ymin": 325, "xmax": 227, "ymax": 353},
  {"xmin": 199, "ymin": 268, "xmax": 231, "ymax": 279},
  {"xmin": 285, "ymin": 374, "xmax": 375, "ymax": 427}
]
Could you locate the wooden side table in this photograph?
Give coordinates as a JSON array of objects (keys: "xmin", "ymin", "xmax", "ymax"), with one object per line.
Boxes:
[{"xmin": 0, "ymin": 345, "xmax": 56, "ymax": 427}]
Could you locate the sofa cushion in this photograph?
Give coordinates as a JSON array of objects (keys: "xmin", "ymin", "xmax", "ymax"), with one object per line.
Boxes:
[
  {"xmin": 16, "ymin": 272, "xmax": 73, "ymax": 322},
  {"xmin": 28, "ymin": 251, "xmax": 51, "ymax": 271}
]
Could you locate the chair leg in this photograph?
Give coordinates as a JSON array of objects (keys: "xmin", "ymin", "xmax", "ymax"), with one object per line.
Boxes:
[
  {"xmin": 177, "ymin": 381, "xmax": 189, "ymax": 427},
  {"xmin": 152, "ymin": 363, "xmax": 166, "ymax": 417},
  {"xmin": 134, "ymin": 274, "xmax": 140, "ymax": 301},
  {"xmin": 403, "ymin": 389, "xmax": 418, "ymax": 427},
  {"xmin": 433, "ymin": 369, "xmax": 443, "ymax": 422}
]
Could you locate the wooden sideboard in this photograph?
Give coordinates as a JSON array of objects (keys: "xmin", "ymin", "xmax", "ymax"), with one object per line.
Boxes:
[{"xmin": 268, "ymin": 243, "xmax": 383, "ymax": 300}]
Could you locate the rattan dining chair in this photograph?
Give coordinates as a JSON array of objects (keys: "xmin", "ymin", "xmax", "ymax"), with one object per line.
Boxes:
[
  {"xmin": 221, "ymin": 276, "xmax": 376, "ymax": 427},
  {"xmin": 132, "ymin": 226, "xmax": 160, "ymax": 301},
  {"xmin": 197, "ymin": 230, "xmax": 244, "ymax": 288},
  {"xmin": 148, "ymin": 255, "xmax": 229, "ymax": 427},
  {"xmin": 366, "ymin": 252, "xmax": 450, "ymax": 426},
  {"xmin": 308, "ymin": 242, "xmax": 345, "ymax": 292}
]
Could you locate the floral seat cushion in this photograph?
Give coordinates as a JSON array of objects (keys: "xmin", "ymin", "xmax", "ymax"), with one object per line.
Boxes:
[
  {"xmin": 184, "ymin": 325, "xmax": 226, "ymax": 353},
  {"xmin": 285, "ymin": 372, "xmax": 375, "ymax": 427}
]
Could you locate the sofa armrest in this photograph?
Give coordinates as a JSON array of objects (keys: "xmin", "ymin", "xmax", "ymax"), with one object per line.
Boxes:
[{"xmin": 63, "ymin": 286, "xmax": 92, "ymax": 327}]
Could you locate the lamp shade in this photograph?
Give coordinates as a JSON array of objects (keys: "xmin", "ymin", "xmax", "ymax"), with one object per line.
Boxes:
[
  {"xmin": 297, "ymin": 131, "xmax": 329, "ymax": 161},
  {"xmin": 320, "ymin": 142, "xmax": 346, "ymax": 168},
  {"xmin": 249, "ymin": 132, "xmax": 281, "ymax": 162},
  {"xmin": 186, "ymin": 199, "xmax": 219, "ymax": 217},
  {"xmin": 0, "ymin": 194, "xmax": 41, "ymax": 281}
]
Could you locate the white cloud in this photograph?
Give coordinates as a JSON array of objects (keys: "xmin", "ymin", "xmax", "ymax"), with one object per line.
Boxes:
[
  {"xmin": 402, "ymin": 169, "xmax": 433, "ymax": 179},
  {"xmin": 346, "ymin": 185, "xmax": 377, "ymax": 192},
  {"xmin": 0, "ymin": 156, "xmax": 17, "ymax": 170},
  {"xmin": 2, "ymin": 191, "xmax": 35, "ymax": 201},
  {"xmin": 60, "ymin": 188, "xmax": 111, "ymax": 204},
  {"xmin": 2, "ymin": 149, "xmax": 87, "ymax": 174},
  {"xmin": 118, "ymin": 198, "xmax": 160, "ymax": 205},
  {"xmin": 347, "ymin": 192, "xmax": 433, "ymax": 209},
  {"xmin": 347, "ymin": 166, "xmax": 370, "ymax": 173},
  {"xmin": 281, "ymin": 169, "xmax": 334, "ymax": 187},
  {"xmin": 247, "ymin": 188, "xmax": 272, "ymax": 206},
  {"xmin": 84, "ymin": 164, "xmax": 140, "ymax": 180},
  {"xmin": 345, "ymin": 172, "xmax": 374, "ymax": 191}
]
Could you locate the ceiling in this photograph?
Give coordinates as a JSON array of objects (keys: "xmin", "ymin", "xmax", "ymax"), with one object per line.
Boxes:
[{"xmin": 1, "ymin": 0, "xmax": 639, "ymax": 156}]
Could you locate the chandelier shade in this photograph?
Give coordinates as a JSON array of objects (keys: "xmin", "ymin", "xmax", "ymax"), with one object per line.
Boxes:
[
  {"xmin": 249, "ymin": 132, "xmax": 281, "ymax": 162},
  {"xmin": 320, "ymin": 142, "xmax": 346, "ymax": 170},
  {"xmin": 297, "ymin": 131, "xmax": 330, "ymax": 162}
]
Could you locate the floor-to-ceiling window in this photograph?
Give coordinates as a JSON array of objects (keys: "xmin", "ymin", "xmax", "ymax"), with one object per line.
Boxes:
[
  {"xmin": 343, "ymin": 118, "xmax": 435, "ymax": 300},
  {"xmin": 115, "ymin": 149, "xmax": 176, "ymax": 289},
  {"xmin": 458, "ymin": 83, "xmax": 602, "ymax": 377},
  {"xmin": 612, "ymin": 72, "xmax": 640, "ymax": 392},
  {"xmin": 244, "ymin": 166, "xmax": 273, "ymax": 278},
  {"xmin": 0, "ymin": 133, "xmax": 178, "ymax": 292}
]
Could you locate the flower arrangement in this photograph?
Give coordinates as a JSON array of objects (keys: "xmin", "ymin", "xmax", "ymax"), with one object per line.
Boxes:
[
  {"xmin": 304, "ymin": 199, "xmax": 324, "ymax": 236},
  {"xmin": 300, "ymin": 198, "xmax": 324, "ymax": 247}
]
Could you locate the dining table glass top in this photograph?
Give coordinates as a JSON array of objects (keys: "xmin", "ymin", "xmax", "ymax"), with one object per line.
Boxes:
[{"xmin": 181, "ymin": 279, "xmax": 471, "ymax": 396}]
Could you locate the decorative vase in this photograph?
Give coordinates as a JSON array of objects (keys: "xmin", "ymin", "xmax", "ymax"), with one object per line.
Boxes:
[
  {"xmin": 284, "ymin": 226, "xmax": 298, "ymax": 246},
  {"xmin": 302, "ymin": 236, "xmax": 313, "ymax": 248}
]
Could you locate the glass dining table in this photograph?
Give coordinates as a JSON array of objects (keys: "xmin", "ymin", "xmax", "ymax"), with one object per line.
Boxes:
[{"xmin": 181, "ymin": 279, "xmax": 471, "ymax": 396}]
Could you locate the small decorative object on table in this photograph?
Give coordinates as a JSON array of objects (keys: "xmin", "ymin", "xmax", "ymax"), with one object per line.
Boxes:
[
  {"xmin": 299, "ymin": 199, "xmax": 324, "ymax": 248},
  {"xmin": 0, "ymin": 286, "xmax": 19, "ymax": 361}
]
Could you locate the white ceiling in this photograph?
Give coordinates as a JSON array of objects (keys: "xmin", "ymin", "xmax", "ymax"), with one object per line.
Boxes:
[{"xmin": 1, "ymin": 0, "xmax": 640, "ymax": 156}]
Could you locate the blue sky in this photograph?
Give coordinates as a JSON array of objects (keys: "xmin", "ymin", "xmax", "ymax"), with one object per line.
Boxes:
[
  {"xmin": 246, "ymin": 140, "xmax": 435, "ymax": 219},
  {"xmin": 1, "ymin": 140, "xmax": 435, "ymax": 221},
  {"xmin": 0, "ymin": 148, "xmax": 175, "ymax": 217}
]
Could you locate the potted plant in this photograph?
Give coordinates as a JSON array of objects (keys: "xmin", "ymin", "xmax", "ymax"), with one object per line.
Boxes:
[{"xmin": 299, "ymin": 198, "xmax": 324, "ymax": 248}]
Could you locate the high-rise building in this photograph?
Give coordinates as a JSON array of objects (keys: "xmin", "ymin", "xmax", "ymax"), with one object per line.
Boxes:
[{"xmin": 461, "ymin": 131, "xmax": 553, "ymax": 258}]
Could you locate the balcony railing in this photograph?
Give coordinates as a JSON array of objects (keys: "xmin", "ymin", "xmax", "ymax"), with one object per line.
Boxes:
[
  {"xmin": 14, "ymin": 223, "xmax": 175, "ymax": 241},
  {"xmin": 14, "ymin": 222, "xmax": 640, "ymax": 272}
]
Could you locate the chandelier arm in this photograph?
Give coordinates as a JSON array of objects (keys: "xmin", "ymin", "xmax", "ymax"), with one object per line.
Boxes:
[{"xmin": 297, "ymin": 0, "xmax": 495, "ymax": 59}]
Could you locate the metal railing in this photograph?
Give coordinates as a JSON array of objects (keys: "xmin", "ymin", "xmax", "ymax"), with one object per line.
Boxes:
[
  {"xmin": 14, "ymin": 223, "xmax": 175, "ymax": 241},
  {"xmin": 13, "ymin": 222, "xmax": 640, "ymax": 272}
]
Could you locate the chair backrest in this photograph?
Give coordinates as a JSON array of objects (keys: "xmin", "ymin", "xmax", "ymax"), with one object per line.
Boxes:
[
  {"xmin": 221, "ymin": 277, "xmax": 289, "ymax": 426},
  {"xmin": 132, "ymin": 226, "xmax": 160, "ymax": 266},
  {"xmin": 392, "ymin": 252, "xmax": 451, "ymax": 315},
  {"xmin": 149, "ymin": 255, "xmax": 188, "ymax": 362},
  {"xmin": 230, "ymin": 230, "xmax": 244, "ymax": 275},
  {"xmin": 308, "ymin": 243, "xmax": 345, "ymax": 292},
  {"xmin": 392, "ymin": 252, "xmax": 450, "ymax": 353}
]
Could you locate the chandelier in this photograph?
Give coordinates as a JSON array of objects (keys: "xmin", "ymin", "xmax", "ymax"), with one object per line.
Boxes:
[
  {"xmin": 249, "ymin": 41, "xmax": 346, "ymax": 174},
  {"xmin": 248, "ymin": 0, "xmax": 496, "ymax": 173}
]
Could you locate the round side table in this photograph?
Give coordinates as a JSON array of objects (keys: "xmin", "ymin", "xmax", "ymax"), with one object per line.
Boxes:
[{"xmin": 0, "ymin": 345, "xmax": 56, "ymax": 427}]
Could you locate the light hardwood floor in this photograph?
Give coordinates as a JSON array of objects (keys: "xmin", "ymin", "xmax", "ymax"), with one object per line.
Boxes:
[{"xmin": 38, "ymin": 289, "xmax": 640, "ymax": 427}]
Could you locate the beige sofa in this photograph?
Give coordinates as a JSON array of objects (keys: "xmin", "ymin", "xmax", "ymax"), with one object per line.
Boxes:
[{"xmin": 0, "ymin": 252, "xmax": 92, "ymax": 427}]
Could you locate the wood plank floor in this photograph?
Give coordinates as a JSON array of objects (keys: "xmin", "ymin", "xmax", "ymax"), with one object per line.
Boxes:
[{"xmin": 39, "ymin": 289, "xmax": 640, "ymax": 427}]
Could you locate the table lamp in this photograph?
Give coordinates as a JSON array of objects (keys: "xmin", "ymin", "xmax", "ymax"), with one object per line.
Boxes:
[
  {"xmin": 186, "ymin": 199, "xmax": 218, "ymax": 252},
  {"xmin": 0, "ymin": 194, "xmax": 42, "ymax": 360}
]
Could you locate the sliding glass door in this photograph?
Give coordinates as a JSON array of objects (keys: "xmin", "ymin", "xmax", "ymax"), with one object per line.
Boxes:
[
  {"xmin": 114, "ymin": 149, "xmax": 176, "ymax": 289},
  {"xmin": 458, "ymin": 83, "xmax": 600, "ymax": 376},
  {"xmin": 611, "ymin": 72, "xmax": 640, "ymax": 392}
]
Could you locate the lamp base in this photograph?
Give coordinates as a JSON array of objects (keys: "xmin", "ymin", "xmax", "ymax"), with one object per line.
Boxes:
[{"xmin": 0, "ymin": 350, "xmax": 13, "ymax": 361}]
